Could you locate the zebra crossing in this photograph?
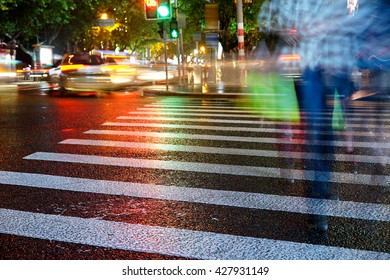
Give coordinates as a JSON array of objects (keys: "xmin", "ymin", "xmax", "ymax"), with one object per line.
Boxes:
[{"xmin": 0, "ymin": 97, "xmax": 389, "ymax": 260}]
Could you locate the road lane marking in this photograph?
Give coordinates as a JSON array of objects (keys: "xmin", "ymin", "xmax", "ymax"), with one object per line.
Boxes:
[
  {"xmin": 119, "ymin": 115, "xmax": 390, "ymax": 128},
  {"xmin": 144, "ymin": 104, "xmax": 390, "ymax": 114},
  {"xmin": 118, "ymin": 115, "xmax": 290, "ymax": 125},
  {"xmin": 133, "ymin": 111, "xmax": 264, "ymax": 118},
  {"xmin": 127, "ymin": 111, "xmax": 390, "ymax": 128},
  {"xmin": 141, "ymin": 105, "xmax": 390, "ymax": 121},
  {"xmin": 84, "ymin": 129, "xmax": 390, "ymax": 150},
  {"xmin": 23, "ymin": 152, "xmax": 390, "ymax": 187},
  {"xmin": 85, "ymin": 129, "xmax": 283, "ymax": 142},
  {"xmin": 0, "ymin": 171, "xmax": 389, "ymax": 221},
  {"xmin": 103, "ymin": 121, "xmax": 390, "ymax": 138},
  {"xmin": 1, "ymin": 208, "xmax": 389, "ymax": 260},
  {"xmin": 60, "ymin": 138, "xmax": 389, "ymax": 164},
  {"xmin": 146, "ymin": 103, "xmax": 390, "ymax": 111}
]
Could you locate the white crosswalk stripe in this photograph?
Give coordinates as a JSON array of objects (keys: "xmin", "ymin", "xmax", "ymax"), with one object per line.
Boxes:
[
  {"xmin": 84, "ymin": 129, "xmax": 390, "ymax": 151},
  {"xmin": 59, "ymin": 138, "xmax": 386, "ymax": 164},
  {"xmin": 103, "ymin": 121, "xmax": 390, "ymax": 139},
  {"xmin": 128, "ymin": 110, "xmax": 390, "ymax": 129},
  {"xmin": 23, "ymin": 151, "xmax": 389, "ymax": 187},
  {"xmin": 1, "ymin": 99, "xmax": 389, "ymax": 260},
  {"xmin": 141, "ymin": 104, "xmax": 390, "ymax": 118},
  {"xmin": 0, "ymin": 171, "xmax": 388, "ymax": 221},
  {"xmin": 117, "ymin": 115, "xmax": 390, "ymax": 127},
  {"xmin": 1, "ymin": 208, "xmax": 389, "ymax": 260}
]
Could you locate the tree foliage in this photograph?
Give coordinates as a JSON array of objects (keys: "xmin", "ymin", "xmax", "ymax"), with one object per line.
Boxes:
[
  {"xmin": 178, "ymin": 0, "xmax": 265, "ymax": 57},
  {"xmin": 0, "ymin": 0, "xmax": 76, "ymax": 44},
  {"xmin": 1, "ymin": 0, "xmax": 267, "ymax": 59}
]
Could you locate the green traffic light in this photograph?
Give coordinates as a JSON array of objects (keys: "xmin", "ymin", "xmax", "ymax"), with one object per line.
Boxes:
[
  {"xmin": 170, "ymin": 29, "xmax": 178, "ymax": 39},
  {"xmin": 157, "ymin": 4, "xmax": 170, "ymax": 18},
  {"xmin": 169, "ymin": 19, "xmax": 178, "ymax": 39}
]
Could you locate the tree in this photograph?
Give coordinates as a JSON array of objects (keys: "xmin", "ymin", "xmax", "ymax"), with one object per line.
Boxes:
[
  {"xmin": 99, "ymin": 0, "xmax": 159, "ymax": 54},
  {"xmin": 1, "ymin": 0, "xmax": 268, "ymax": 60},
  {"xmin": 0, "ymin": 0, "xmax": 17, "ymax": 11},
  {"xmin": 177, "ymin": 0, "xmax": 265, "ymax": 58},
  {"xmin": 0, "ymin": 0, "xmax": 76, "ymax": 46}
]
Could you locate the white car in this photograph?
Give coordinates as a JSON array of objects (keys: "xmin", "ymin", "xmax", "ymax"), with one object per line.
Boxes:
[{"xmin": 50, "ymin": 54, "xmax": 139, "ymax": 94}]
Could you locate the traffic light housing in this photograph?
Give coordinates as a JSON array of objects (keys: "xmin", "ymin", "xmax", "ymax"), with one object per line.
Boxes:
[
  {"xmin": 157, "ymin": 22, "xmax": 164, "ymax": 39},
  {"xmin": 145, "ymin": 0, "xmax": 172, "ymax": 20},
  {"xmin": 144, "ymin": 0, "xmax": 159, "ymax": 20},
  {"xmin": 157, "ymin": 0, "xmax": 171, "ymax": 19},
  {"xmin": 170, "ymin": 20, "xmax": 179, "ymax": 39}
]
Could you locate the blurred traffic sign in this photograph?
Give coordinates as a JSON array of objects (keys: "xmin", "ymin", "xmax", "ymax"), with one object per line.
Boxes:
[
  {"xmin": 204, "ymin": 4, "xmax": 219, "ymax": 30},
  {"xmin": 193, "ymin": 32, "xmax": 202, "ymax": 42},
  {"xmin": 97, "ymin": 18, "xmax": 114, "ymax": 27},
  {"xmin": 177, "ymin": 12, "xmax": 186, "ymax": 29},
  {"xmin": 206, "ymin": 33, "xmax": 219, "ymax": 48}
]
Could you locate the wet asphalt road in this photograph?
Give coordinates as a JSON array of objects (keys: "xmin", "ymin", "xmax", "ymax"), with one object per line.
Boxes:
[{"xmin": 0, "ymin": 83, "xmax": 389, "ymax": 260}]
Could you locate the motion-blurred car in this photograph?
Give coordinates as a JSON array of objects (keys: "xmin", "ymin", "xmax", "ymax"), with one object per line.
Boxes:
[
  {"xmin": 0, "ymin": 64, "xmax": 17, "ymax": 83},
  {"xmin": 0, "ymin": 43, "xmax": 16, "ymax": 83},
  {"xmin": 50, "ymin": 53, "xmax": 138, "ymax": 94}
]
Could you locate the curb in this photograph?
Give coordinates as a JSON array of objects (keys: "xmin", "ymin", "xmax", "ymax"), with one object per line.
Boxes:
[
  {"xmin": 142, "ymin": 88, "xmax": 244, "ymax": 98},
  {"xmin": 141, "ymin": 84, "xmax": 255, "ymax": 98}
]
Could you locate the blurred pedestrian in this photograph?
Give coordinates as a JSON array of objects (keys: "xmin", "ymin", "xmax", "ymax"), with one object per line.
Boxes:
[
  {"xmin": 257, "ymin": 1, "xmax": 302, "ymax": 184},
  {"xmin": 7, "ymin": 39, "xmax": 33, "ymax": 79},
  {"xmin": 354, "ymin": 0, "xmax": 390, "ymax": 188},
  {"xmin": 259, "ymin": 0, "xmax": 372, "ymax": 231}
]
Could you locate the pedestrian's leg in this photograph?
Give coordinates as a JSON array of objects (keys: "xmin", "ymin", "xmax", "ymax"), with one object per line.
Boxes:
[{"xmin": 302, "ymin": 68, "xmax": 335, "ymax": 231}]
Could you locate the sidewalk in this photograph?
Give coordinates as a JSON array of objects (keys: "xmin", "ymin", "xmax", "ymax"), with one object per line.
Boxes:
[
  {"xmin": 142, "ymin": 82, "xmax": 254, "ymax": 98},
  {"xmin": 4, "ymin": 79, "xmax": 253, "ymax": 97}
]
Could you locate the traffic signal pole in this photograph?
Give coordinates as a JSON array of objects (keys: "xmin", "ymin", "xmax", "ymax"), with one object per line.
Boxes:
[
  {"xmin": 174, "ymin": 0, "xmax": 181, "ymax": 85},
  {"xmin": 237, "ymin": 0, "xmax": 245, "ymax": 60},
  {"xmin": 237, "ymin": 0, "xmax": 245, "ymax": 85},
  {"xmin": 163, "ymin": 22, "xmax": 169, "ymax": 91},
  {"xmin": 144, "ymin": 0, "xmax": 171, "ymax": 90}
]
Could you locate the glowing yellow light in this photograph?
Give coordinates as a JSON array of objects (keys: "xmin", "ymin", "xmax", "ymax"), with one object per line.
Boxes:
[
  {"xmin": 60, "ymin": 64, "xmax": 85, "ymax": 72},
  {"xmin": 144, "ymin": 0, "xmax": 158, "ymax": 7},
  {"xmin": 279, "ymin": 54, "xmax": 300, "ymax": 62}
]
